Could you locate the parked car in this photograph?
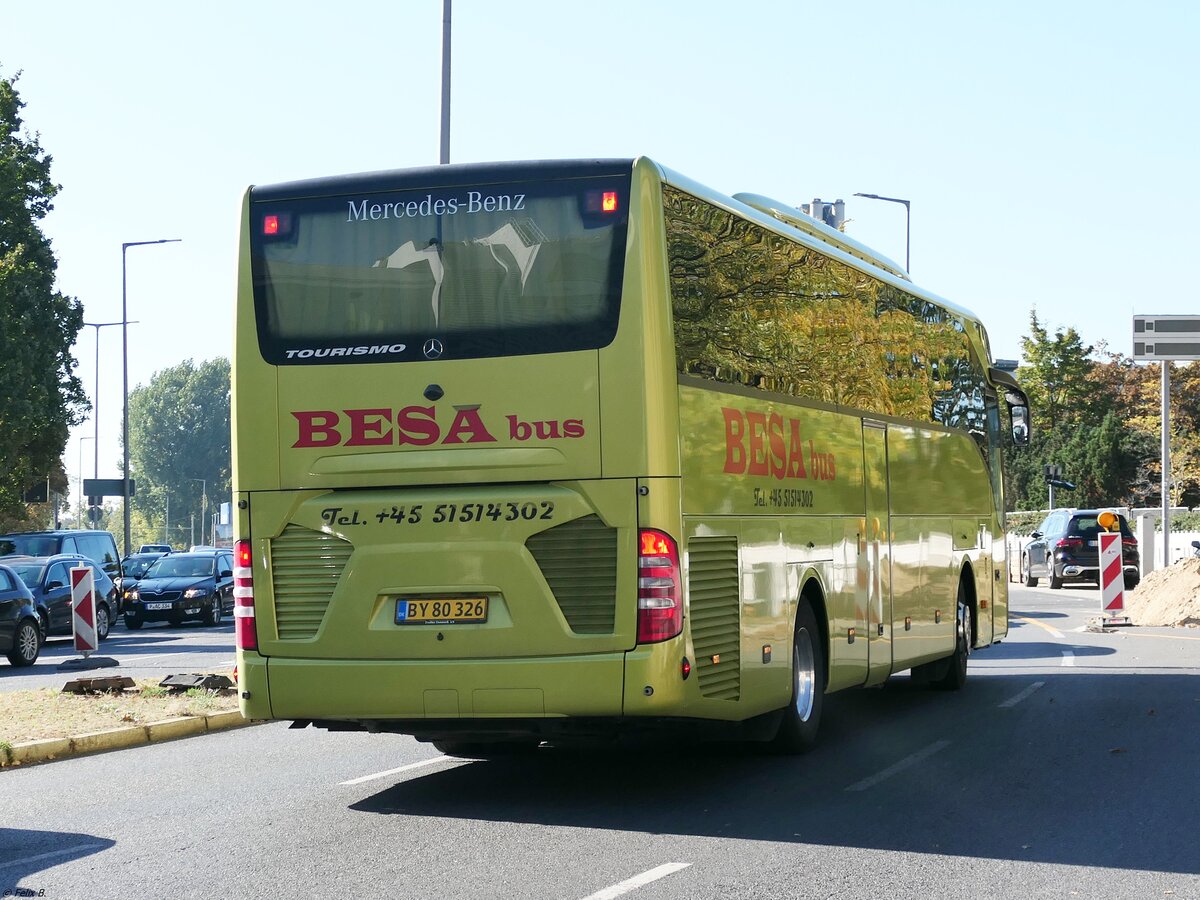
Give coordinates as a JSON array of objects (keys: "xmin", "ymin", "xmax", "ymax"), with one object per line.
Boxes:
[
  {"xmin": 0, "ymin": 563, "xmax": 42, "ymax": 666},
  {"xmin": 138, "ymin": 543, "xmax": 173, "ymax": 554},
  {"xmin": 5, "ymin": 555, "xmax": 119, "ymax": 641},
  {"xmin": 0, "ymin": 529, "xmax": 123, "ymax": 585},
  {"xmin": 1022, "ymin": 509, "xmax": 1141, "ymax": 590},
  {"xmin": 123, "ymin": 551, "xmax": 234, "ymax": 629}
]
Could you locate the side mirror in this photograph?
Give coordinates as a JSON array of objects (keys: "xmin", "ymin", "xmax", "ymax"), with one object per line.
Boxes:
[
  {"xmin": 1009, "ymin": 404, "xmax": 1031, "ymax": 446},
  {"xmin": 1030, "ymin": 531, "xmax": 1043, "ymax": 540},
  {"xmin": 46, "ymin": 580, "xmax": 65, "ymax": 591},
  {"xmin": 1191, "ymin": 540, "xmax": 1200, "ymax": 550},
  {"xmin": 220, "ymin": 569, "xmax": 232, "ymax": 579}
]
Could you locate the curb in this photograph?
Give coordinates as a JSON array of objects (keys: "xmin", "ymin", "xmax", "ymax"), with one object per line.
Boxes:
[{"xmin": 1, "ymin": 710, "xmax": 260, "ymax": 769}]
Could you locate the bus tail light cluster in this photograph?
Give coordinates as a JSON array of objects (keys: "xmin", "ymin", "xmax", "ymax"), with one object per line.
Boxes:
[
  {"xmin": 234, "ymin": 539, "xmax": 258, "ymax": 651},
  {"xmin": 637, "ymin": 529, "xmax": 682, "ymax": 644}
]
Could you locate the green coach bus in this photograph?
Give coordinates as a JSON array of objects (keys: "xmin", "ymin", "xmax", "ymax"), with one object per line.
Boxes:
[{"xmin": 232, "ymin": 157, "xmax": 1031, "ymax": 755}]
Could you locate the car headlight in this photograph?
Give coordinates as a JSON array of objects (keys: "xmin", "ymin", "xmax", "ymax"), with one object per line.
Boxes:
[
  {"xmin": 126, "ymin": 588, "xmax": 139, "ymax": 600},
  {"xmin": 183, "ymin": 587, "xmax": 209, "ymax": 600}
]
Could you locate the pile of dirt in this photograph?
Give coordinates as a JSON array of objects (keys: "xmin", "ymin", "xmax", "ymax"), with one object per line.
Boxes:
[{"xmin": 1126, "ymin": 557, "xmax": 1200, "ymax": 627}]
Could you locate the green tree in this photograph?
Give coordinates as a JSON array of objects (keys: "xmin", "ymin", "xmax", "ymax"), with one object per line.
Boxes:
[
  {"xmin": 1017, "ymin": 311, "xmax": 1096, "ymax": 431},
  {"xmin": 0, "ymin": 69, "xmax": 87, "ymax": 521},
  {"xmin": 127, "ymin": 358, "xmax": 230, "ymax": 547}
]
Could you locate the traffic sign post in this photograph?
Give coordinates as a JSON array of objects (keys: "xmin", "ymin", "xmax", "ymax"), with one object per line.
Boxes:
[
  {"xmin": 71, "ymin": 566, "xmax": 98, "ymax": 657},
  {"xmin": 56, "ymin": 567, "xmax": 119, "ymax": 672},
  {"xmin": 1097, "ymin": 511, "xmax": 1131, "ymax": 627}
]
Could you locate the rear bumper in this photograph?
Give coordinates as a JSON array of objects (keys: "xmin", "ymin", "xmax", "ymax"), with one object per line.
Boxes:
[
  {"xmin": 1059, "ymin": 563, "xmax": 1140, "ymax": 579},
  {"xmin": 246, "ymin": 652, "xmax": 628, "ymax": 721}
]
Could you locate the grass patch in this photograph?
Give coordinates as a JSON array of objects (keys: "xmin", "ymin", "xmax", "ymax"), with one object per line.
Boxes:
[{"xmin": 0, "ymin": 676, "xmax": 239, "ymax": 745}]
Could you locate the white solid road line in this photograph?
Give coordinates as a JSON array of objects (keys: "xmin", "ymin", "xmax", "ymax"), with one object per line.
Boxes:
[
  {"xmin": 999, "ymin": 681, "xmax": 1046, "ymax": 708},
  {"xmin": 845, "ymin": 740, "xmax": 952, "ymax": 792},
  {"xmin": 339, "ymin": 755, "xmax": 454, "ymax": 785},
  {"xmin": 1061, "ymin": 650, "xmax": 1076, "ymax": 667},
  {"xmin": 0, "ymin": 843, "xmax": 109, "ymax": 871},
  {"xmin": 580, "ymin": 863, "xmax": 692, "ymax": 900}
]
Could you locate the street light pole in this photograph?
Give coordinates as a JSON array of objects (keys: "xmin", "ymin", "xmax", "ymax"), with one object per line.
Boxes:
[
  {"xmin": 440, "ymin": 0, "xmax": 452, "ymax": 164},
  {"xmin": 122, "ymin": 239, "xmax": 181, "ymax": 557},
  {"xmin": 189, "ymin": 478, "xmax": 207, "ymax": 547},
  {"xmin": 77, "ymin": 436, "xmax": 95, "ymax": 527},
  {"xmin": 853, "ymin": 193, "xmax": 911, "ymax": 273}
]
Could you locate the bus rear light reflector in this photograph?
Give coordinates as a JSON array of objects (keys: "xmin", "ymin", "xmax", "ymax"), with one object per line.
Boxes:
[
  {"xmin": 234, "ymin": 539, "xmax": 258, "ymax": 651},
  {"xmin": 637, "ymin": 529, "xmax": 681, "ymax": 644}
]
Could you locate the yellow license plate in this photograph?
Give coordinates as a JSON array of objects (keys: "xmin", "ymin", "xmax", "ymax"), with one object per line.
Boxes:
[{"xmin": 396, "ymin": 597, "xmax": 488, "ymax": 625}]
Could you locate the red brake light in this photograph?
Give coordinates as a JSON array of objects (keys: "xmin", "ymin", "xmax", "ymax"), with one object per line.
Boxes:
[
  {"xmin": 1056, "ymin": 538, "xmax": 1083, "ymax": 549},
  {"xmin": 602, "ymin": 191, "xmax": 618, "ymax": 213},
  {"xmin": 234, "ymin": 539, "xmax": 257, "ymax": 651},
  {"xmin": 263, "ymin": 215, "xmax": 279, "ymax": 235},
  {"xmin": 637, "ymin": 529, "xmax": 682, "ymax": 644}
]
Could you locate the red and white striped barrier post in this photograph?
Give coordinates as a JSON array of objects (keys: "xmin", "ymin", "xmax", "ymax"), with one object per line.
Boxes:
[
  {"xmin": 1097, "ymin": 511, "xmax": 1131, "ymax": 627},
  {"xmin": 71, "ymin": 566, "xmax": 98, "ymax": 657}
]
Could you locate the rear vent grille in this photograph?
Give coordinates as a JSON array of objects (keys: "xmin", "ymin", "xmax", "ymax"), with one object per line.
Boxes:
[
  {"xmin": 526, "ymin": 515, "xmax": 617, "ymax": 634},
  {"xmin": 688, "ymin": 536, "xmax": 741, "ymax": 700},
  {"xmin": 269, "ymin": 525, "xmax": 353, "ymax": 640}
]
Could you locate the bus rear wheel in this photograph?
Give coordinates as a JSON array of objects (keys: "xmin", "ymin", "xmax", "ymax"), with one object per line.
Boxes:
[{"xmin": 771, "ymin": 597, "xmax": 825, "ymax": 754}]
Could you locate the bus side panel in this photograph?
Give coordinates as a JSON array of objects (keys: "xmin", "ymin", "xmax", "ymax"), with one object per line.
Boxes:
[
  {"xmin": 887, "ymin": 425, "xmax": 992, "ymax": 668},
  {"xmin": 676, "ymin": 383, "xmax": 870, "ymax": 695}
]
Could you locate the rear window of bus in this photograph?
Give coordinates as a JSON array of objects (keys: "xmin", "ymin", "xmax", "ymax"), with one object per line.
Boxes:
[{"xmin": 250, "ymin": 172, "xmax": 631, "ymax": 365}]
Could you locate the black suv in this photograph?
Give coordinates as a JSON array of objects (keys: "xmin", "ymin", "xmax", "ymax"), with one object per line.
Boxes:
[
  {"xmin": 0, "ymin": 530, "xmax": 123, "ymax": 585},
  {"xmin": 1022, "ymin": 509, "xmax": 1140, "ymax": 590}
]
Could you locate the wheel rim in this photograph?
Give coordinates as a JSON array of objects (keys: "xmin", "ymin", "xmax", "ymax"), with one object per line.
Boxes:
[
  {"xmin": 958, "ymin": 601, "xmax": 971, "ymax": 659},
  {"xmin": 96, "ymin": 606, "xmax": 109, "ymax": 640},
  {"xmin": 794, "ymin": 626, "xmax": 817, "ymax": 721},
  {"xmin": 18, "ymin": 623, "xmax": 38, "ymax": 661}
]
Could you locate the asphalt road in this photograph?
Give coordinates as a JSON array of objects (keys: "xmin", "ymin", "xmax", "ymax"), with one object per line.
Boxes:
[
  {"xmin": 0, "ymin": 619, "xmax": 236, "ymax": 692},
  {"xmin": 3, "ymin": 584, "xmax": 1198, "ymax": 899}
]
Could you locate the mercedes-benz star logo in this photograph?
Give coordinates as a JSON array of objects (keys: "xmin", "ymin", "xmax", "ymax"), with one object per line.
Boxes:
[{"xmin": 422, "ymin": 339, "xmax": 444, "ymax": 360}]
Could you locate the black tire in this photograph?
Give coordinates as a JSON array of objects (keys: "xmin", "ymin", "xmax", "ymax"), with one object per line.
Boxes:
[
  {"xmin": 204, "ymin": 596, "xmax": 222, "ymax": 627},
  {"xmin": 6, "ymin": 619, "xmax": 41, "ymax": 666},
  {"xmin": 124, "ymin": 615, "xmax": 144, "ymax": 630},
  {"xmin": 932, "ymin": 584, "xmax": 972, "ymax": 691},
  {"xmin": 1022, "ymin": 555, "xmax": 1038, "ymax": 587},
  {"xmin": 1124, "ymin": 575, "xmax": 1139, "ymax": 591},
  {"xmin": 771, "ymin": 597, "xmax": 826, "ymax": 754},
  {"xmin": 431, "ymin": 740, "xmax": 540, "ymax": 759},
  {"xmin": 1049, "ymin": 568, "xmax": 1063, "ymax": 590},
  {"xmin": 95, "ymin": 603, "xmax": 111, "ymax": 642}
]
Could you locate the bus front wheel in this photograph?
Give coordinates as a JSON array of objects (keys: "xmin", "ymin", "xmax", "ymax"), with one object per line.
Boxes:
[{"xmin": 771, "ymin": 598, "xmax": 825, "ymax": 754}]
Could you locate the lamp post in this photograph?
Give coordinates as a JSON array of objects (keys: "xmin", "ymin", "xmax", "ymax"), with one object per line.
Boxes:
[
  {"xmin": 81, "ymin": 321, "xmax": 125, "ymax": 485},
  {"xmin": 853, "ymin": 193, "xmax": 911, "ymax": 273},
  {"xmin": 189, "ymin": 478, "xmax": 207, "ymax": 547},
  {"xmin": 77, "ymin": 435, "xmax": 95, "ymax": 527},
  {"xmin": 122, "ymin": 239, "xmax": 181, "ymax": 557}
]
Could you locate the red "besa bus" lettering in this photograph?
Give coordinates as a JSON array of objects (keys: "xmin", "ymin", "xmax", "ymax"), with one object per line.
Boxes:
[
  {"xmin": 721, "ymin": 407, "xmax": 836, "ymax": 481},
  {"xmin": 292, "ymin": 406, "xmax": 585, "ymax": 448}
]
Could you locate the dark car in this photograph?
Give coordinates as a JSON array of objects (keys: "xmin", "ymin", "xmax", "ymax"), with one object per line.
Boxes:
[
  {"xmin": 0, "ymin": 563, "xmax": 42, "ymax": 666},
  {"xmin": 1022, "ymin": 509, "xmax": 1141, "ymax": 590},
  {"xmin": 123, "ymin": 551, "xmax": 233, "ymax": 629},
  {"xmin": 139, "ymin": 544, "xmax": 173, "ymax": 554},
  {"xmin": 117, "ymin": 551, "xmax": 168, "ymax": 598},
  {"xmin": 5, "ymin": 555, "xmax": 120, "ymax": 641},
  {"xmin": 0, "ymin": 529, "xmax": 123, "ymax": 585}
]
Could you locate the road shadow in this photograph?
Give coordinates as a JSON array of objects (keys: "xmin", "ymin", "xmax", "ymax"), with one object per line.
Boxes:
[
  {"xmin": 980, "ymin": 641, "xmax": 1115, "ymax": 661},
  {"xmin": 0, "ymin": 828, "xmax": 114, "ymax": 886},
  {"xmin": 349, "ymin": 671, "xmax": 1199, "ymax": 875}
]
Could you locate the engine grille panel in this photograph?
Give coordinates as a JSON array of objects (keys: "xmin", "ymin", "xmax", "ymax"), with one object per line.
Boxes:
[
  {"xmin": 270, "ymin": 525, "xmax": 353, "ymax": 640},
  {"xmin": 688, "ymin": 535, "xmax": 741, "ymax": 700},
  {"xmin": 526, "ymin": 515, "xmax": 618, "ymax": 634}
]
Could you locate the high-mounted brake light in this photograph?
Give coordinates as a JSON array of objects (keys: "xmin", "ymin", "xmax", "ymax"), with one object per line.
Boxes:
[
  {"xmin": 602, "ymin": 191, "xmax": 618, "ymax": 213},
  {"xmin": 637, "ymin": 529, "xmax": 682, "ymax": 644},
  {"xmin": 234, "ymin": 539, "xmax": 257, "ymax": 651},
  {"xmin": 263, "ymin": 215, "xmax": 280, "ymax": 236}
]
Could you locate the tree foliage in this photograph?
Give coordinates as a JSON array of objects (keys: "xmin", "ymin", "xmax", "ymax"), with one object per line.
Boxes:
[
  {"xmin": 127, "ymin": 358, "xmax": 230, "ymax": 547},
  {"xmin": 0, "ymin": 69, "xmax": 87, "ymax": 522}
]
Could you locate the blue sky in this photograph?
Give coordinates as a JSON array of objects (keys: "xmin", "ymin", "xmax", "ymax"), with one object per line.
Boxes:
[{"xmin": 3, "ymin": 1, "xmax": 1198, "ymax": 498}]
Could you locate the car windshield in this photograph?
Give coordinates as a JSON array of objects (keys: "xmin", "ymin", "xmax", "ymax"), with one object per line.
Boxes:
[
  {"xmin": 124, "ymin": 557, "xmax": 159, "ymax": 578},
  {"xmin": 146, "ymin": 557, "xmax": 215, "ymax": 579},
  {"xmin": 8, "ymin": 563, "xmax": 46, "ymax": 588}
]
